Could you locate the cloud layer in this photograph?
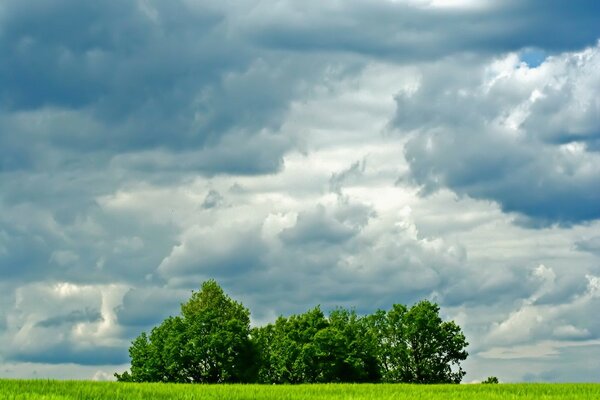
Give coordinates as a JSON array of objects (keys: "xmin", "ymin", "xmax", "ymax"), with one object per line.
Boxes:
[{"xmin": 1, "ymin": 0, "xmax": 600, "ymax": 383}]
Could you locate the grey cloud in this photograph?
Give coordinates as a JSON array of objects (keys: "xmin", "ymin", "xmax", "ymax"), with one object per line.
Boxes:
[
  {"xmin": 150, "ymin": 195, "xmax": 466, "ymax": 320},
  {"xmin": 479, "ymin": 274, "xmax": 600, "ymax": 351},
  {"xmin": 397, "ymin": 46, "xmax": 600, "ymax": 226},
  {"xmin": 115, "ymin": 287, "xmax": 187, "ymax": 329},
  {"xmin": 8, "ymin": 343, "xmax": 128, "ymax": 366},
  {"xmin": 249, "ymin": 200, "xmax": 467, "ymax": 315},
  {"xmin": 332, "ymin": 198, "xmax": 376, "ymax": 230},
  {"xmin": 0, "ymin": 190, "xmax": 178, "ymax": 285},
  {"xmin": 279, "ymin": 205, "xmax": 358, "ymax": 245},
  {"xmin": 36, "ymin": 308, "xmax": 103, "ymax": 328},
  {"xmin": 1, "ymin": 281, "xmax": 130, "ymax": 366},
  {"xmin": 575, "ymin": 236, "xmax": 600, "ymax": 255},
  {"xmin": 158, "ymin": 225, "xmax": 268, "ymax": 287},
  {"xmin": 248, "ymin": 0, "xmax": 600, "ymax": 61},
  {"xmin": 439, "ymin": 264, "xmax": 535, "ymax": 307},
  {"xmin": 329, "ymin": 160, "xmax": 366, "ymax": 194},
  {"xmin": 0, "ymin": 0, "xmax": 330, "ymax": 179},
  {"xmin": 519, "ymin": 343, "xmax": 600, "ymax": 382},
  {"xmin": 202, "ymin": 190, "xmax": 224, "ymax": 209},
  {"xmin": 108, "ymin": 130, "xmax": 292, "ymax": 176},
  {"xmin": 0, "ymin": 0, "xmax": 223, "ymax": 112},
  {"xmin": 465, "ymin": 342, "xmax": 600, "ymax": 383}
]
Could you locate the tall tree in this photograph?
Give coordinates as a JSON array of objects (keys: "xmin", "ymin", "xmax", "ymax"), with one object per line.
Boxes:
[
  {"xmin": 253, "ymin": 307, "xmax": 380, "ymax": 383},
  {"xmin": 116, "ymin": 280, "xmax": 255, "ymax": 383},
  {"xmin": 253, "ymin": 307, "xmax": 328, "ymax": 383},
  {"xmin": 180, "ymin": 279, "xmax": 256, "ymax": 383},
  {"xmin": 369, "ymin": 300, "xmax": 468, "ymax": 384},
  {"xmin": 313, "ymin": 308, "xmax": 380, "ymax": 383}
]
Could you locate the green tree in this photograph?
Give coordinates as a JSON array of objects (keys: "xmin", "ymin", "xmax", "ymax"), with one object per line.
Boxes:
[
  {"xmin": 253, "ymin": 307, "xmax": 328, "ymax": 383},
  {"xmin": 180, "ymin": 280, "xmax": 255, "ymax": 383},
  {"xmin": 482, "ymin": 376, "xmax": 499, "ymax": 384},
  {"xmin": 369, "ymin": 300, "xmax": 468, "ymax": 384},
  {"xmin": 117, "ymin": 281, "xmax": 469, "ymax": 384},
  {"xmin": 253, "ymin": 307, "xmax": 380, "ymax": 383},
  {"xmin": 116, "ymin": 280, "xmax": 255, "ymax": 383},
  {"xmin": 365, "ymin": 305, "xmax": 411, "ymax": 382},
  {"xmin": 313, "ymin": 308, "xmax": 380, "ymax": 383}
]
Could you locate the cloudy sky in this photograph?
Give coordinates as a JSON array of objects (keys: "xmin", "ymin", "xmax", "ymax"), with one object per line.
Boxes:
[{"xmin": 1, "ymin": 0, "xmax": 600, "ymax": 383}]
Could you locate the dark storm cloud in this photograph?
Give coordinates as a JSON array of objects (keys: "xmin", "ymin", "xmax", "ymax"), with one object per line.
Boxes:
[
  {"xmin": 249, "ymin": 0, "xmax": 600, "ymax": 60},
  {"xmin": 0, "ymin": 218, "xmax": 52, "ymax": 280},
  {"xmin": 2, "ymin": 0, "xmax": 597, "ymax": 173},
  {"xmin": 0, "ymin": 0, "xmax": 319, "ymax": 176}
]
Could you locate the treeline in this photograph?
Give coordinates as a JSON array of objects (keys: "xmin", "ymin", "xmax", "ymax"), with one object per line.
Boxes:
[{"xmin": 115, "ymin": 280, "xmax": 468, "ymax": 384}]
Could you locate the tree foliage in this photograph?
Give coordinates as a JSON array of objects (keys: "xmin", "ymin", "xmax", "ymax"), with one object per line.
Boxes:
[
  {"xmin": 116, "ymin": 280, "xmax": 468, "ymax": 384},
  {"xmin": 115, "ymin": 280, "xmax": 255, "ymax": 383},
  {"xmin": 252, "ymin": 307, "xmax": 380, "ymax": 383},
  {"xmin": 482, "ymin": 376, "xmax": 500, "ymax": 384}
]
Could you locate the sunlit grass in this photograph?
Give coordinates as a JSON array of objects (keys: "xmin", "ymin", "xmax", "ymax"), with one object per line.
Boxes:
[{"xmin": 1, "ymin": 380, "xmax": 599, "ymax": 399}]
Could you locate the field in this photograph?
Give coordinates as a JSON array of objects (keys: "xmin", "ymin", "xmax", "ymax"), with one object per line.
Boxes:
[{"xmin": 1, "ymin": 381, "xmax": 599, "ymax": 400}]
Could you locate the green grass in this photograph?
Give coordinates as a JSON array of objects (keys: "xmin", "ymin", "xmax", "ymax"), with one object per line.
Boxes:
[{"xmin": 0, "ymin": 381, "xmax": 598, "ymax": 399}]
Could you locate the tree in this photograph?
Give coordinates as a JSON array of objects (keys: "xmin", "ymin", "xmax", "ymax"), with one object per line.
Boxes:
[
  {"xmin": 253, "ymin": 307, "xmax": 380, "ymax": 383},
  {"xmin": 115, "ymin": 317, "xmax": 187, "ymax": 383},
  {"xmin": 252, "ymin": 306, "xmax": 328, "ymax": 383},
  {"xmin": 313, "ymin": 308, "xmax": 380, "ymax": 383},
  {"xmin": 365, "ymin": 305, "xmax": 411, "ymax": 382},
  {"xmin": 117, "ymin": 281, "xmax": 469, "ymax": 384},
  {"xmin": 116, "ymin": 280, "xmax": 255, "ymax": 383},
  {"xmin": 482, "ymin": 376, "xmax": 499, "ymax": 384},
  {"xmin": 369, "ymin": 300, "xmax": 468, "ymax": 384},
  {"xmin": 180, "ymin": 280, "xmax": 255, "ymax": 383}
]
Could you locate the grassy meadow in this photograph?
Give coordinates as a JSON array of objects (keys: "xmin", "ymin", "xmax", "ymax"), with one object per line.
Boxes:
[{"xmin": 1, "ymin": 381, "xmax": 599, "ymax": 400}]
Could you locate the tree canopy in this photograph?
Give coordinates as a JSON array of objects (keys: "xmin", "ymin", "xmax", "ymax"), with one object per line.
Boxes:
[
  {"xmin": 116, "ymin": 280, "xmax": 468, "ymax": 384},
  {"xmin": 115, "ymin": 280, "xmax": 255, "ymax": 383}
]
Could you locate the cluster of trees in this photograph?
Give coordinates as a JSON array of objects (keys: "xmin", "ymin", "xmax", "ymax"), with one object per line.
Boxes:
[{"xmin": 115, "ymin": 280, "xmax": 468, "ymax": 384}]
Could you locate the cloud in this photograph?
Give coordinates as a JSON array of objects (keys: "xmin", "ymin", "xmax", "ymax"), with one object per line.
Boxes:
[
  {"xmin": 481, "ymin": 270, "xmax": 600, "ymax": 348},
  {"xmin": 329, "ymin": 160, "xmax": 366, "ymax": 195},
  {"xmin": 0, "ymin": 0, "xmax": 332, "ymax": 178},
  {"xmin": 158, "ymin": 224, "xmax": 268, "ymax": 287},
  {"xmin": 8, "ymin": 343, "xmax": 128, "ymax": 366},
  {"xmin": 2, "ymin": 282, "xmax": 129, "ymax": 365},
  {"xmin": 397, "ymin": 44, "xmax": 600, "ymax": 225},
  {"xmin": 36, "ymin": 309, "xmax": 104, "ymax": 328},
  {"xmin": 279, "ymin": 205, "xmax": 359, "ymax": 245},
  {"xmin": 248, "ymin": 0, "xmax": 600, "ymax": 60},
  {"xmin": 575, "ymin": 236, "xmax": 600, "ymax": 255},
  {"xmin": 1, "ymin": 0, "xmax": 600, "ymax": 381},
  {"xmin": 202, "ymin": 190, "xmax": 224, "ymax": 209},
  {"xmin": 115, "ymin": 287, "xmax": 187, "ymax": 330}
]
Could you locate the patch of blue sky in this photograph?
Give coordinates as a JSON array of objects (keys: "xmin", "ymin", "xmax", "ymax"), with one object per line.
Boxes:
[{"xmin": 519, "ymin": 48, "xmax": 547, "ymax": 68}]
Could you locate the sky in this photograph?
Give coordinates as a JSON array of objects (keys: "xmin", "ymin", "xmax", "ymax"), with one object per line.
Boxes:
[{"xmin": 1, "ymin": 0, "xmax": 600, "ymax": 383}]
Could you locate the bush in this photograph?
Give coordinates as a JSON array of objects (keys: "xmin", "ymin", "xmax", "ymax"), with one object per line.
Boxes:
[{"xmin": 482, "ymin": 376, "xmax": 499, "ymax": 384}]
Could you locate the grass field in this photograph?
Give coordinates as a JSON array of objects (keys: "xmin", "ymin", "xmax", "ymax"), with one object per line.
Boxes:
[{"xmin": 1, "ymin": 381, "xmax": 599, "ymax": 400}]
